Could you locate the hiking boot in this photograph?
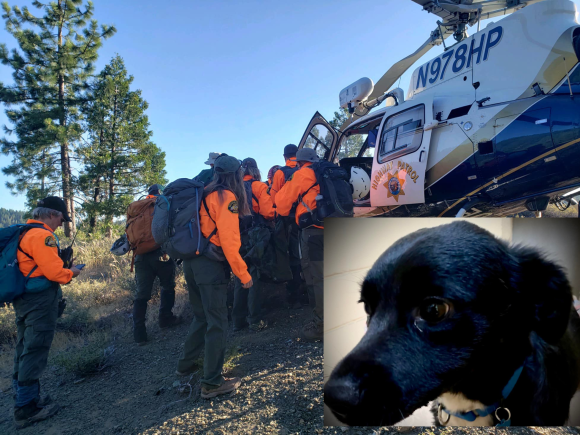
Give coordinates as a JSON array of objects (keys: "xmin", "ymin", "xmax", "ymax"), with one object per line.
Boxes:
[
  {"xmin": 159, "ymin": 314, "xmax": 183, "ymax": 329},
  {"xmin": 175, "ymin": 365, "xmax": 199, "ymax": 377},
  {"xmin": 301, "ymin": 321, "xmax": 323, "ymax": 342},
  {"xmin": 134, "ymin": 324, "xmax": 148, "ymax": 346},
  {"xmin": 201, "ymin": 377, "xmax": 241, "ymax": 399},
  {"xmin": 133, "ymin": 299, "xmax": 148, "ymax": 345},
  {"xmin": 14, "ymin": 396, "xmax": 60, "ymax": 429},
  {"xmin": 249, "ymin": 320, "xmax": 267, "ymax": 332},
  {"xmin": 233, "ymin": 322, "xmax": 248, "ymax": 332}
]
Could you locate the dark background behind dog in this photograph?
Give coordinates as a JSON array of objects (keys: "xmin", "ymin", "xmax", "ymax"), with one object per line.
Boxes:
[{"xmin": 324, "ymin": 218, "xmax": 580, "ymax": 426}]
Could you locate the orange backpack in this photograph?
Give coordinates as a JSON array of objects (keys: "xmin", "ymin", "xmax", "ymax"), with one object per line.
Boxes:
[{"xmin": 125, "ymin": 197, "xmax": 159, "ymax": 267}]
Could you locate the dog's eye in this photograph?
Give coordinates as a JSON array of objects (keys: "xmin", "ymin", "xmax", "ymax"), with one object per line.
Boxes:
[{"xmin": 418, "ymin": 298, "xmax": 450, "ymax": 323}]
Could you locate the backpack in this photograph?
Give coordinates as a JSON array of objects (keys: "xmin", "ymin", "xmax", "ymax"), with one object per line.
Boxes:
[
  {"xmin": 152, "ymin": 178, "xmax": 215, "ymax": 260},
  {"xmin": 240, "ymin": 180, "xmax": 266, "ymax": 232},
  {"xmin": 297, "ymin": 161, "xmax": 354, "ymax": 228},
  {"xmin": 126, "ymin": 197, "xmax": 159, "ymax": 256},
  {"xmin": 0, "ymin": 224, "xmax": 46, "ymax": 302},
  {"xmin": 278, "ymin": 165, "xmax": 299, "ymax": 182}
]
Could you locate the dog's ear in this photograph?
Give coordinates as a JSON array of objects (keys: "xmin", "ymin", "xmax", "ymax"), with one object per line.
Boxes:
[{"xmin": 514, "ymin": 247, "xmax": 572, "ymax": 344}]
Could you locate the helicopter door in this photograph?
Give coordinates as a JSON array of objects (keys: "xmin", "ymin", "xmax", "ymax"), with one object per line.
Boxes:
[
  {"xmin": 298, "ymin": 112, "xmax": 338, "ymax": 162},
  {"xmin": 370, "ymin": 101, "xmax": 433, "ymax": 206}
]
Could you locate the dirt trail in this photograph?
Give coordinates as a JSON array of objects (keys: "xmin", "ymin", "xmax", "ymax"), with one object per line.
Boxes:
[{"xmin": 0, "ymin": 284, "xmax": 323, "ymax": 434}]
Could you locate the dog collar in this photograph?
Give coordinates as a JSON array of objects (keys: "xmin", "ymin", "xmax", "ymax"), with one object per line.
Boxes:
[{"xmin": 439, "ymin": 359, "xmax": 528, "ymax": 427}]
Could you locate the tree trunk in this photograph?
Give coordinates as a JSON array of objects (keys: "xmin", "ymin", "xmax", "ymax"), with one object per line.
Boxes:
[
  {"xmin": 89, "ymin": 181, "xmax": 100, "ymax": 232},
  {"xmin": 57, "ymin": 0, "xmax": 75, "ymax": 237},
  {"xmin": 106, "ymin": 90, "xmax": 118, "ymax": 238}
]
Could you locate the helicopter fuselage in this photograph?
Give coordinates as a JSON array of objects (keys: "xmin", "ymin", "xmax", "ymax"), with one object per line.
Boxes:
[{"xmin": 299, "ymin": 0, "xmax": 580, "ymax": 217}]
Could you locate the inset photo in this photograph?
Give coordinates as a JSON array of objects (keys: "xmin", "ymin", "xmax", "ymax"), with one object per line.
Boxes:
[{"xmin": 324, "ymin": 218, "xmax": 580, "ymax": 427}]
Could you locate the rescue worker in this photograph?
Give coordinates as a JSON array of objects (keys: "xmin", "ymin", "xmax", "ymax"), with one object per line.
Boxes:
[
  {"xmin": 194, "ymin": 152, "xmax": 221, "ymax": 185},
  {"xmin": 146, "ymin": 184, "xmax": 162, "ymax": 198},
  {"xmin": 133, "ymin": 185, "xmax": 181, "ymax": 345},
  {"xmin": 13, "ymin": 197, "xmax": 83, "ymax": 428},
  {"xmin": 275, "ymin": 148, "xmax": 324, "ymax": 342},
  {"xmin": 233, "ymin": 158, "xmax": 274, "ymax": 332},
  {"xmin": 270, "ymin": 144, "xmax": 303, "ymax": 309},
  {"xmin": 176, "ymin": 155, "xmax": 251, "ymax": 398},
  {"xmin": 266, "ymin": 165, "xmax": 281, "ymax": 188}
]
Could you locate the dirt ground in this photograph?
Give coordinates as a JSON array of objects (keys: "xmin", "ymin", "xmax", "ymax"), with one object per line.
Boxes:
[{"xmin": 0, "ymin": 284, "xmax": 324, "ymax": 434}]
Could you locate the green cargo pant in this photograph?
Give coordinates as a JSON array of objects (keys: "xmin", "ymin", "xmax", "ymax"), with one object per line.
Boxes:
[
  {"xmin": 134, "ymin": 250, "xmax": 176, "ymax": 318},
  {"xmin": 233, "ymin": 267, "xmax": 261, "ymax": 328},
  {"xmin": 300, "ymin": 227, "xmax": 324, "ymax": 325},
  {"xmin": 178, "ymin": 255, "xmax": 229, "ymax": 389},
  {"xmin": 13, "ymin": 283, "xmax": 61, "ymax": 386}
]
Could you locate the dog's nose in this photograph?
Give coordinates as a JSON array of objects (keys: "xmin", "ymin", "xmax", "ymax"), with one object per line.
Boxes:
[{"xmin": 324, "ymin": 377, "xmax": 360, "ymax": 417}]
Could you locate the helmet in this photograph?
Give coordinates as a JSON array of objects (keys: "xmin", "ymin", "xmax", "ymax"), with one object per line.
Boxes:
[
  {"xmin": 110, "ymin": 234, "xmax": 130, "ymax": 256},
  {"xmin": 350, "ymin": 166, "xmax": 371, "ymax": 200}
]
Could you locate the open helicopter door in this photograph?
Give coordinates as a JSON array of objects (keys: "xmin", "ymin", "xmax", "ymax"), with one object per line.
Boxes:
[
  {"xmin": 298, "ymin": 112, "xmax": 338, "ymax": 162},
  {"xmin": 370, "ymin": 98, "xmax": 433, "ymax": 206}
]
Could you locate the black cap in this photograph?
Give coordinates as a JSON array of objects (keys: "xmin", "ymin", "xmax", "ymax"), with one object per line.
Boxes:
[
  {"xmin": 241, "ymin": 158, "xmax": 257, "ymax": 169},
  {"xmin": 37, "ymin": 196, "xmax": 72, "ymax": 222},
  {"xmin": 214, "ymin": 155, "xmax": 241, "ymax": 173},
  {"xmin": 283, "ymin": 144, "xmax": 298, "ymax": 156},
  {"xmin": 148, "ymin": 184, "xmax": 162, "ymax": 195}
]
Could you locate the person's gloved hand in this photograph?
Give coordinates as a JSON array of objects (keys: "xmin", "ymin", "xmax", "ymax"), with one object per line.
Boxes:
[{"xmin": 58, "ymin": 298, "xmax": 67, "ymax": 318}]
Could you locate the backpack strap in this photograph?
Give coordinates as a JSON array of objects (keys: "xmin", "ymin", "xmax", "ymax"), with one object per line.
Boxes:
[
  {"xmin": 202, "ymin": 197, "xmax": 219, "ymax": 240},
  {"xmin": 16, "ymin": 224, "xmax": 48, "ymax": 281}
]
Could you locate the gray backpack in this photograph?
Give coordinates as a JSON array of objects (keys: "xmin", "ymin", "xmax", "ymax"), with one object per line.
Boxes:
[{"xmin": 152, "ymin": 178, "xmax": 215, "ymax": 260}]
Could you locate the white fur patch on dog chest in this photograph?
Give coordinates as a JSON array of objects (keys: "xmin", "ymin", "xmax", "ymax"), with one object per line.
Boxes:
[{"xmin": 437, "ymin": 393, "xmax": 494, "ymax": 426}]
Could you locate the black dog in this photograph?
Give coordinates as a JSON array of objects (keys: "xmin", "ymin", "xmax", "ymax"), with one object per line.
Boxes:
[{"xmin": 325, "ymin": 221, "xmax": 580, "ymax": 426}]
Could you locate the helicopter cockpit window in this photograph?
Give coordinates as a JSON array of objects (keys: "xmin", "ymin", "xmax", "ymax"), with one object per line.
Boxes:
[
  {"xmin": 333, "ymin": 119, "xmax": 381, "ymax": 164},
  {"xmin": 378, "ymin": 105, "xmax": 424, "ymax": 163},
  {"xmin": 304, "ymin": 124, "xmax": 332, "ymax": 160}
]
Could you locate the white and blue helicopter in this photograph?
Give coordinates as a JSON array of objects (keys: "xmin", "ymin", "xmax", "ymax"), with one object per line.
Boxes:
[{"xmin": 297, "ymin": 0, "xmax": 580, "ymax": 217}]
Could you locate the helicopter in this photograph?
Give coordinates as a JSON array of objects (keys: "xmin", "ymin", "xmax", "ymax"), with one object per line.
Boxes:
[{"xmin": 297, "ymin": 0, "xmax": 580, "ymax": 217}]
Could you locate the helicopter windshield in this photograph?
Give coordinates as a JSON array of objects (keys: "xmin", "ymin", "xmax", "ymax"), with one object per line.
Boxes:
[{"xmin": 333, "ymin": 117, "xmax": 382, "ymax": 164}]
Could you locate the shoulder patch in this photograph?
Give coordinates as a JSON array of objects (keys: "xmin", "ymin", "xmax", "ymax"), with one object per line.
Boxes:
[
  {"xmin": 45, "ymin": 236, "xmax": 57, "ymax": 248},
  {"xmin": 228, "ymin": 200, "xmax": 239, "ymax": 214}
]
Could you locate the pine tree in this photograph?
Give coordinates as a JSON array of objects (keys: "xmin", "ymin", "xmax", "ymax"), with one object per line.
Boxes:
[
  {"xmin": 78, "ymin": 55, "xmax": 167, "ymax": 235},
  {"xmin": 0, "ymin": 0, "xmax": 115, "ymax": 236}
]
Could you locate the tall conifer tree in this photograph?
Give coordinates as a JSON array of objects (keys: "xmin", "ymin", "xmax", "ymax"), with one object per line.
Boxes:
[
  {"xmin": 0, "ymin": 0, "xmax": 115, "ymax": 236},
  {"xmin": 78, "ymin": 55, "xmax": 167, "ymax": 235}
]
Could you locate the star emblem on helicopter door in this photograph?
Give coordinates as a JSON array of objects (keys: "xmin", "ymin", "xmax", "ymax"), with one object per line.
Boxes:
[{"xmin": 384, "ymin": 170, "xmax": 406, "ymax": 202}]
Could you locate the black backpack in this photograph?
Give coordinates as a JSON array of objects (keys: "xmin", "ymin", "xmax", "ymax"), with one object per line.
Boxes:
[
  {"xmin": 278, "ymin": 165, "xmax": 298, "ymax": 181},
  {"xmin": 297, "ymin": 161, "xmax": 354, "ymax": 228},
  {"xmin": 240, "ymin": 180, "xmax": 267, "ymax": 232}
]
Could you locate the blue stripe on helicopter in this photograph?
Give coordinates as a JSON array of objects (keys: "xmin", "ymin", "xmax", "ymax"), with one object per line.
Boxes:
[{"xmin": 426, "ymin": 92, "xmax": 580, "ymax": 205}]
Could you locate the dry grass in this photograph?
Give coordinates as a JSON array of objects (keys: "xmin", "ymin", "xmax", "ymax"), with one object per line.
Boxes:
[{"xmin": 0, "ymin": 232, "xmax": 189, "ymax": 378}]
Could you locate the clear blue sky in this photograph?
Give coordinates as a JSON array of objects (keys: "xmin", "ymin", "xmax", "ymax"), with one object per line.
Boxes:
[{"xmin": 1, "ymin": 0, "xmax": 579, "ymax": 211}]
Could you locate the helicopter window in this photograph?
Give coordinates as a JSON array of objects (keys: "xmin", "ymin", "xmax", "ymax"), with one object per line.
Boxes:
[
  {"xmin": 334, "ymin": 120, "xmax": 381, "ymax": 163},
  {"xmin": 378, "ymin": 105, "xmax": 424, "ymax": 163},
  {"xmin": 304, "ymin": 123, "xmax": 333, "ymax": 160}
]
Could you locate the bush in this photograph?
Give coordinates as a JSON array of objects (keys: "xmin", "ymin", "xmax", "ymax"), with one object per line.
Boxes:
[{"xmin": 52, "ymin": 332, "xmax": 114, "ymax": 376}]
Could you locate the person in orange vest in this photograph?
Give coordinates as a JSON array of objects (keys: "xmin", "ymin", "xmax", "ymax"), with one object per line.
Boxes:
[
  {"xmin": 274, "ymin": 148, "xmax": 323, "ymax": 342},
  {"xmin": 176, "ymin": 155, "xmax": 252, "ymax": 398},
  {"xmin": 12, "ymin": 197, "xmax": 82, "ymax": 428},
  {"xmin": 146, "ymin": 184, "xmax": 162, "ymax": 199},
  {"xmin": 265, "ymin": 165, "xmax": 281, "ymax": 188},
  {"xmin": 232, "ymin": 158, "xmax": 274, "ymax": 332},
  {"xmin": 270, "ymin": 144, "xmax": 304, "ymax": 309}
]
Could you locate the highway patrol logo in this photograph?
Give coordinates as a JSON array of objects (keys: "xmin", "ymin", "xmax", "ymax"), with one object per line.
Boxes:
[
  {"xmin": 384, "ymin": 170, "xmax": 406, "ymax": 202},
  {"xmin": 45, "ymin": 236, "xmax": 57, "ymax": 248},
  {"xmin": 228, "ymin": 200, "xmax": 239, "ymax": 214}
]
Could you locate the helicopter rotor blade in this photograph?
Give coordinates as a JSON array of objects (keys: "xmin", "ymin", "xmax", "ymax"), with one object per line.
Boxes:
[{"xmin": 339, "ymin": 26, "xmax": 454, "ymax": 131}]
